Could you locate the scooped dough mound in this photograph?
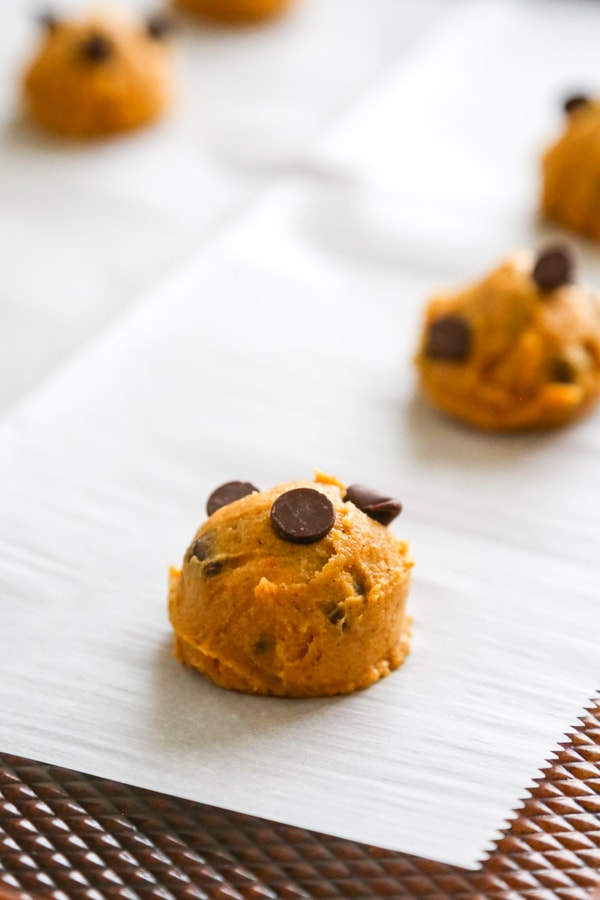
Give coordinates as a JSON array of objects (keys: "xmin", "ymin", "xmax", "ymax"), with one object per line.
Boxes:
[
  {"xmin": 415, "ymin": 246, "xmax": 600, "ymax": 431},
  {"xmin": 173, "ymin": 0, "xmax": 291, "ymax": 24},
  {"xmin": 22, "ymin": 9, "xmax": 174, "ymax": 139},
  {"xmin": 168, "ymin": 473, "xmax": 412, "ymax": 697},
  {"xmin": 542, "ymin": 94, "xmax": 600, "ymax": 240}
]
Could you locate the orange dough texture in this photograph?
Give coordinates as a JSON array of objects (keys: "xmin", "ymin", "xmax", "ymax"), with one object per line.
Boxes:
[
  {"xmin": 22, "ymin": 10, "xmax": 174, "ymax": 139},
  {"xmin": 415, "ymin": 252, "xmax": 600, "ymax": 431},
  {"xmin": 173, "ymin": 0, "xmax": 291, "ymax": 24},
  {"xmin": 168, "ymin": 474, "xmax": 412, "ymax": 697},
  {"xmin": 542, "ymin": 100, "xmax": 600, "ymax": 241}
]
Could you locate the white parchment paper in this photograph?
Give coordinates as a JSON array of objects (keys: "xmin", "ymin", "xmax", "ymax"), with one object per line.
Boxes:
[{"xmin": 1, "ymin": 0, "xmax": 600, "ymax": 871}]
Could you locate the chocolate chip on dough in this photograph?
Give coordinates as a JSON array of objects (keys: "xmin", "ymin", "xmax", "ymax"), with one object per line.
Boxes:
[
  {"xmin": 37, "ymin": 9, "xmax": 60, "ymax": 32},
  {"xmin": 532, "ymin": 245, "xmax": 575, "ymax": 292},
  {"xmin": 324, "ymin": 602, "xmax": 345, "ymax": 626},
  {"xmin": 80, "ymin": 32, "xmax": 113, "ymax": 63},
  {"xmin": 550, "ymin": 357, "xmax": 577, "ymax": 384},
  {"xmin": 271, "ymin": 488, "xmax": 335, "ymax": 544},
  {"xmin": 424, "ymin": 314, "xmax": 471, "ymax": 362},
  {"xmin": 253, "ymin": 636, "xmax": 272, "ymax": 654},
  {"xmin": 207, "ymin": 481, "xmax": 259, "ymax": 517},
  {"xmin": 564, "ymin": 94, "xmax": 590, "ymax": 115},
  {"xmin": 146, "ymin": 14, "xmax": 174, "ymax": 40},
  {"xmin": 191, "ymin": 535, "xmax": 212, "ymax": 562},
  {"xmin": 344, "ymin": 484, "xmax": 402, "ymax": 526}
]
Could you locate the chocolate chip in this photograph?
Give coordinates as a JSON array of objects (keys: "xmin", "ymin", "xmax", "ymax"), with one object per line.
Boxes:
[
  {"xmin": 253, "ymin": 636, "xmax": 271, "ymax": 654},
  {"xmin": 352, "ymin": 575, "xmax": 367, "ymax": 598},
  {"xmin": 37, "ymin": 9, "xmax": 59, "ymax": 32},
  {"xmin": 271, "ymin": 488, "xmax": 335, "ymax": 545},
  {"xmin": 532, "ymin": 245, "xmax": 575, "ymax": 292},
  {"xmin": 344, "ymin": 484, "xmax": 402, "ymax": 526},
  {"xmin": 191, "ymin": 535, "xmax": 211, "ymax": 562},
  {"xmin": 424, "ymin": 315, "xmax": 471, "ymax": 362},
  {"xmin": 204, "ymin": 561, "xmax": 224, "ymax": 577},
  {"xmin": 564, "ymin": 93, "xmax": 590, "ymax": 115},
  {"xmin": 80, "ymin": 32, "xmax": 113, "ymax": 62},
  {"xmin": 324, "ymin": 601, "xmax": 345, "ymax": 626},
  {"xmin": 146, "ymin": 13, "xmax": 174, "ymax": 40},
  {"xmin": 206, "ymin": 481, "xmax": 259, "ymax": 517},
  {"xmin": 550, "ymin": 357, "xmax": 577, "ymax": 384}
]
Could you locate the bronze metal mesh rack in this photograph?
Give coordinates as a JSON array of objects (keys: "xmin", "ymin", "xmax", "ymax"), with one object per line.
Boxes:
[{"xmin": 2, "ymin": 696, "xmax": 600, "ymax": 900}]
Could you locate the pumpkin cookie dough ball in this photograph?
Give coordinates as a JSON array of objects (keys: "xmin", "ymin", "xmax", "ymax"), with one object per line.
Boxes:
[
  {"xmin": 415, "ymin": 246, "xmax": 600, "ymax": 431},
  {"xmin": 22, "ymin": 9, "xmax": 175, "ymax": 139},
  {"xmin": 542, "ymin": 93, "xmax": 600, "ymax": 240},
  {"xmin": 173, "ymin": 0, "xmax": 291, "ymax": 25},
  {"xmin": 168, "ymin": 473, "xmax": 412, "ymax": 697}
]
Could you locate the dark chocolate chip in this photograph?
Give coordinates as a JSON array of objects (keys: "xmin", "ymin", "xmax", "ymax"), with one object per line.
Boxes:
[
  {"xmin": 353, "ymin": 575, "xmax": 368, "ymax": 599},
  {"xmin": 550, "ymin": 357, "xmax": 577, "ymax": 384},
  {"xmin": 191, "ymin": 535, "xmax": 211, "ymax": 562},
  {"xmin": 324, "ymin": 601, "xmax": 345, "ymax": 626},
  {"xmin": 344, "ymin": 484, "xmax": 402, "ymax": 526},
  {"xmin": 532, "ymin": 245, "xmax": 575, "ymax": 292},
  {"xmin": 37, "ymin": 9, "xmax": 59, "ymax": 32},
  {"xmin": 204, "ymin": 560, "xmax": 224, "ymax": 577},
  {"xmin": 424, "ymin": 314, "xmax": 471, "ymax": 362},
  {"xmin": 564, "ymin": 93, "xmax": 590, "ymax": 115},
  {"xmin": 80, "ymin": 32, "xmax": 113, "ymax": 62},
  {"xmin": 206, "ymin": 481, "xmax": 259, "ymax": 517},
  {"xmin": 146, "ymin": 13, "xmax": 174, "ymax": 40},
  {"xmin": 271, "ymin": 488, "xmax": 335, "ymax": 545},
  {"xmin": 253, "ymin": 636, "xmax": 271, "ymax": 654}
]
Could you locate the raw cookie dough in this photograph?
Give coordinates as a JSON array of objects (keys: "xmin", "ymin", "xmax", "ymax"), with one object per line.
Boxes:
[
  {"xmin": 415, "ymin": 246, "xmax": 600, "ymax": 431},
  {"xmin": 542, "ymin": 93, "xmax": 600, "ymax": 240},
  {"xmin": 168, "ymin": 473, "xmax": 412, "ymax": 697},
  {"xmin": 22, "ymin": 10, "xmax": 174, "ymax": 139},
  {"xmin": 173, "ymin": 0, "xmax": 291, "ymax": 25}
]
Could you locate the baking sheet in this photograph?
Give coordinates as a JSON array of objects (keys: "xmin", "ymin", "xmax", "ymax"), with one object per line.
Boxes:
[{"xmin": 2, "ymin": 0, "xmax": 600, "ymax": 872}]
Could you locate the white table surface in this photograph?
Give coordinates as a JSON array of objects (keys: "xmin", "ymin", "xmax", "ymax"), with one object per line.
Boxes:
[{"xmin": 0, "ymin": 0, "xmax": 450, "ymax": 413}]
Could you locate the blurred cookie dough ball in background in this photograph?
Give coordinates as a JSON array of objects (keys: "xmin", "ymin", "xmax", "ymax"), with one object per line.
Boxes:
[
  {"xmin": 22, "ymin": 8, "xmax": 176, "ymax": 139},
  {"xmin": 415, "ymin": 245, "xmax": 600, "ymax": 431},
  {"xmin": 541, "ymin": 93, "xmax": 600, "ymax": 240},
  {"xmin": 172, "ymin": 0, "xmax": 292, "ymax": 25}
]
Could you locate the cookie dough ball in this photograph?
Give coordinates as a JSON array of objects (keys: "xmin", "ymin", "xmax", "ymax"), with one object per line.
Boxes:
[
  {"xmin": 173, "ymin": 0, "xmax": 291, "ymax": 25},
  {"xmin": 415, "ymin": 246, "xmax": 600, "ymax": 431},
  {"xmin": 169, "ymin": 474, "xmax": 412, "ymax": 697},
  {"xmin": 542, "ymin": 93, "xmax": 600, "ymax": 240},
  {"xmin": 22, "ymin": 10, "xmax": 175, "ymax": 139}
]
